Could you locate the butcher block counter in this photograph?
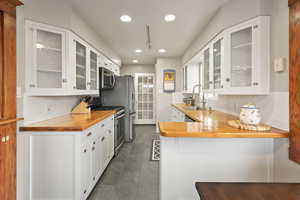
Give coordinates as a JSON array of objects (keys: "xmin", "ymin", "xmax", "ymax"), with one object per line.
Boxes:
[
  {"xmin": 20, "ymin": 110, "xmax": 115, "ymax": 132},
  {"xmin": 160, "ymin": 104, "xmax": 290, "ymax": 200},
  {"xmin": 158, "ymin": 104, "xmax": 289, "ymax": 138}
]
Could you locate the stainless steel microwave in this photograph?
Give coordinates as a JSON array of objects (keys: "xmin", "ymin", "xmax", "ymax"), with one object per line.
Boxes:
[{"xmin": 99, "ymin": 67, "xmax": 115, "ymax": 90}]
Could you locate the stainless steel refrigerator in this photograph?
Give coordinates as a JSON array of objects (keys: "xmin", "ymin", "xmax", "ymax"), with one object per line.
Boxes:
[{"xmin": 102, "ymin": 75, "xmax": 136, "ymax": 142}]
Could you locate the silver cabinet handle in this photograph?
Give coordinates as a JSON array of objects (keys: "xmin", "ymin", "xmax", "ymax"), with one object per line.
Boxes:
[
  {"xmin": 226, "ymin": 78, "xmax": 230, "ymax": 82},
  {"xmin": 92, "ymin": 146, "xmax": 95, "ymax": 151},
  {"xmin": 83, "ymin": 149, "xmax": 87, "ymax": 153},
  {"xmin": 101, "ymin": 137, "xmax": 105, "ymax": 141},
  {"xmin": 87, "ymin": 132, "xmax": 92, "ymax": 137},
  {"xmin": 101, "ymin": 124, "xmax": 105, "ymax": 127}
]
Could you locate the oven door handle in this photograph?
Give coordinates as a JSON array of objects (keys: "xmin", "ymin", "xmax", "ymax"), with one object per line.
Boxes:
[{"xmin": 116, "ymin": 114, "xmax": 125, "ymax": 120}]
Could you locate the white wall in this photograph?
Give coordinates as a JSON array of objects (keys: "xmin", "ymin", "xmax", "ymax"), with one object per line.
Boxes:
[
  {"xmin": 17, "ymin": 0, "xmax": 121, "ymax": 124},
  {"xmin": 121, "ymin": 64, "xmax": 155, "ymax": 76},
  {"xmin": 155, "ymin": 57, "xmax": 182, "ymax": 125},
  {"xmin": 182, "ymin": 0, "xmax": 300, "ymax": 182}
]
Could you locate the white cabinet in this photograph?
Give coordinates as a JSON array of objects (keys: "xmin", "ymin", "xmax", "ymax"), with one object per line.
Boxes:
[
  {"xmin": 183, "ymin": 63, "xmax": 199, "ymax": 93},
  {"xmin": 18, "ymin": 114, "xmax": 115, "ymax": 200},
  {"xmin": 25, "ymin": 20, "xmax": 119, "ymax": 96},
  {"xmin": 25, "ymin": 21, "xmax": 67, "ymax": 93},
  {"xmin": 196, "ymin": 16, "xmax": 270, "ymax": 95},
  {"xmin": 224, "ymin": 16, "xmax": 270, "ymax": 95},
  {"xmin": 70, "ymin": 33, "xmax": 99, "ymax": 94},
  {"xmin": 201, "ymin": 34, "xmax": 225, "ymax": 94}
]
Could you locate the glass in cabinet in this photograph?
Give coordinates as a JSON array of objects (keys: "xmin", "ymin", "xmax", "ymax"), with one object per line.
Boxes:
[
  {"xmin": 75, "ymin": 41, "xmax": 87, "ymax": 90},
  {"xmin": 203, "ymin": 47, "xmax": 211, "ymax": 91},
  {"xmin": 213, "ymin": 38, "xmax": 223, "ymax": 90},
  {"xmin": 230, "ymin": 27, "xmax": 253, "ymax": 88},
  {"xmin": 26, "ymin": 21, "xmax": 66, "ymax": 90},
  {"xmin": 89, "ymin": 50, "xmax": 98, "ymax": 90}
]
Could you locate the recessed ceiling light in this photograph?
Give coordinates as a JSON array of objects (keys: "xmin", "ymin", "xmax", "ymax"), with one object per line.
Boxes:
[
  {"xmin": 120, "ymin": 15, "xmax": 132, "ymax": 23},
  {"xmin": 164, "ymin": 14, "xmax": 176, "ymax": 22},
  {"xmin": 132, "ymin": 59, "xmax": 138, "ymax": 63},
  {"xmin": 135, "ymin": 49, "xmax": 142, "ymax": 53},
  {"xmin": 158, "ymin": 49, "xmax": 166, "ymax": 53}
]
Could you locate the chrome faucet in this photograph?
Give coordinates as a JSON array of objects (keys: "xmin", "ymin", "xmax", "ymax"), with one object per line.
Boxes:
[
  {"xmin": 192, "ymin": 84, "xmax": 201, "ymax": 103},
  {"xmin": 191, "ymin": 84, "xmax": 207, "ymax": 110}
]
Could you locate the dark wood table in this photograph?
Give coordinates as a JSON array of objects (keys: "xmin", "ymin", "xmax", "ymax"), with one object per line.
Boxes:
[{"xmin": 195, "ymin": 182, "xmax": 300, "ymax": 200}]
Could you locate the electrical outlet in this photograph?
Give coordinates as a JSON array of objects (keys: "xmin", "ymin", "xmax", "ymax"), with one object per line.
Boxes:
[
  {"xmin": 274, "ymin": 58, "xmax": 286, "ymax": 72},
  {"xmin": 47, "ymin": 104, "xmax": 53, "ymax": 114}
]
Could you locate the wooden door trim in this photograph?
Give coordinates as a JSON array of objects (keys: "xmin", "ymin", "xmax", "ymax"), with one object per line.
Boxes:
[
  {"xmin": 289, "ymin": 0, "xmax": 299, "ymax": 7},
  {"xmin": 0, "ymin": 0, "xmax": 22, "ymax": 16}
]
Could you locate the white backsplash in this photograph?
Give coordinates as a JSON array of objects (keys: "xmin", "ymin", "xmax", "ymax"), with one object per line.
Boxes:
[
  {"xmin": 207, "ymin": 92, "xmax": 289, "ymax": 131},
  {"xmin": 23, "ymin": 96, "xmax": 80, "ymax": 125}
]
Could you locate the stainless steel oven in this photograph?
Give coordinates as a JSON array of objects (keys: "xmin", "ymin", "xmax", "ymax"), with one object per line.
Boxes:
[
  {"xmin": 114, "ymin": 109, "xmax": 125, "ymax": 155},
  {"xmin": 99, "ymin": 67, "xmax": 115, "ymax": 90}
]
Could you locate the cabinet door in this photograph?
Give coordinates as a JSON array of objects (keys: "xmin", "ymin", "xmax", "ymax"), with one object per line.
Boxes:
[
  {"xmin": 229, "ymin": 25, "xmax": 253, "ymax": 88},
  {"xmin": 75, "ymin": 40, "xmax": 87, "ymax": 90},
  {"xmin": 107, "ymin": 127, "xmax": 114, "ymax": 160},
  {"xmin": 26, "ymin": 21, "xmax": 67, "ymax": 90},
  {"xmin": 99, "ymin": 134, "xmax": 107, "ymax": 173},
  {"xmin": 89, "ymin": 50, "xmax": 98, "ymax": 90},
  {"xmin": 80, "ymin": 142, "xmax": 92, "ymax": 199},
  {"xmin": 202, "ymin": 47, "xmax": 211, "ymax": 92},
  {"xmin": 212, "ymin": 37, "xmax": 224, "ymax": 91}
]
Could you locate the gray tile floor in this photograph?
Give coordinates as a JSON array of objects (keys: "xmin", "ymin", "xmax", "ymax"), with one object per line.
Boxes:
[{"xmin": 88, "ymin": 125, "xmax": 159, "ymax": 200}]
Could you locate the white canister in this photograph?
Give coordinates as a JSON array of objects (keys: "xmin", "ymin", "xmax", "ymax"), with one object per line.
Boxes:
[{"xmin": 239, "ymin": 104, "xmax": 262, "ymax": 125}]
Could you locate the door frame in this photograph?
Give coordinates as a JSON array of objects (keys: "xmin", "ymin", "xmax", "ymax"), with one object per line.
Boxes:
[{"xmin": 134, "ymin": 73, "xmax": 156, "ymax": 124}]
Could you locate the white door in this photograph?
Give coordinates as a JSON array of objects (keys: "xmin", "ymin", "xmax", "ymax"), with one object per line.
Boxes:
[{"xmin": 134, "ymin": 73, "xmax": 156, "ymax": 124}]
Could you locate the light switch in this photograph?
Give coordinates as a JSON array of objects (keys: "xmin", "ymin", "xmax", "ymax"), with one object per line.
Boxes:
[{"xmin": 274, "ymin": 58, "xmax": 286, "ymax": 72}]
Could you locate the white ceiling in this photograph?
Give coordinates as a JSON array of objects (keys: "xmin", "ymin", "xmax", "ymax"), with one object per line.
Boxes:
[{"xmin": 70, "ymin": 0, "xmax": 229, "ymax": 65}]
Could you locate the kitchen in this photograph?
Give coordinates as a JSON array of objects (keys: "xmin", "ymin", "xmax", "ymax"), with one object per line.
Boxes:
[{"xmin": 1, "ymin": 0, "xmax": 300, "ymax": 200}]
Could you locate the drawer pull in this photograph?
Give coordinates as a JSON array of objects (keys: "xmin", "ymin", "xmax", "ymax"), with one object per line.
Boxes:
[
  {"xmin": 87, "ymin": 132, "xmax": 92, "ymax": 137},
  {"xmin": 93, "ymin": 177, "xmax": 95, "ymax": 181},
  {"xmin": 93, "ymin": 141, "xmax": 96, "ymax": 145},
  {"xmin": 84, "ymin": 190, "xmax": 87, "ymax": 194},
  {"xmin": 108, "ymin": 130, "xmax": 112, "ymax": 134},
  {"xmin": 101, "ymin": 137, "xmax": 105, "ymax": 141},
  {"xmin": 101, "ymin": 124, "xmax": 105, "ymax": 127},
  {"xmin": 92, "ymin": 146, "xmax": 95, "ymax": 151},
  {"xmin": 83, "ymin": 149, "xmax": 87, "ymax": 153}
]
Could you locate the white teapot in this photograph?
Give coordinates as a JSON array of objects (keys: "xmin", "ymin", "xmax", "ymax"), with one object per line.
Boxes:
[{"xmin": 239, "ymin": 104, "xmax": 262, "ymax": 125}]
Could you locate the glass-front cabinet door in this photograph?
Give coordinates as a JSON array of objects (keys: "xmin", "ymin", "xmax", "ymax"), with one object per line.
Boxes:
[
  {"xmin": 212, "ymin": 37, "xmax": 224, "ymax": 91},
  {"xmin": 75, "ymin": 40, "xmax": 87, "ymax": 90},
  {"xmin": 89, "ymin": 50, "xmax": 98, "ymax": 90},
  {"xmin": 229, "ymin": 26, "xmax": 253, "ymax": 88},
  {"xmin": 202, "ymin": 47, "xmax": 211, "ymax": 92},
  {"xmin": 225, "ymin": 16, "xmax": 270, "ymax": 94},
  {"xmin": 26, "ymin": 21, "xmax": 67, "ymax": 91}
]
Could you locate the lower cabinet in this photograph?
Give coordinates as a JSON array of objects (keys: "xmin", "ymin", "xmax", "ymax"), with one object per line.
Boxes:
[{"xmin": 18, "ymin": 115, "xmax": 114, "ymax": 200}]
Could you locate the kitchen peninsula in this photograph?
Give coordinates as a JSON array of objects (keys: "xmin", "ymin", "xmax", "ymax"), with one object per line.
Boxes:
[{"xmin": 159, "ymin": 104, "xmax": 289, "ymax": 200}]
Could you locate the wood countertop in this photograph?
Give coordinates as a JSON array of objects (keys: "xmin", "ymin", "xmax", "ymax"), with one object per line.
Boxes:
[
  {"xmin": 19, "ymin": 110, "xmax": 115, "ymax": 132},
  {"xmin": 195, "ymin": 182, "xmax": 300, "ymax": 200},
  {"xmin": 158, "ymin": 104, "xmax": 289, "ymax": 138}
]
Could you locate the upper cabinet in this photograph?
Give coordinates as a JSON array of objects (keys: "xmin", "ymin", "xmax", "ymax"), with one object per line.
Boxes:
[
  {"xmin": 25, "ymin": 21, "xmax": 67, "ymax": 92},
  {"xmin": 25, "ymin": 20, "xmax": 120, "ymax": 96},
  {"xmin": 224, "ymin": 16, "xmax": 270, "ymax": 95},
  {"xmin": 183, "ymin": 63, "xmax": 200, "ymax": 93},
  {"xmin": 191, "ymin": 16, "xmax": 270, "ymax": 95}
]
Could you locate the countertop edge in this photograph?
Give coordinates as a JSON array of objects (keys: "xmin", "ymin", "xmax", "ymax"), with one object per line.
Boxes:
[{"xmin": 19, "ymin": 111, "xmax": 115, "ymax": 132}]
